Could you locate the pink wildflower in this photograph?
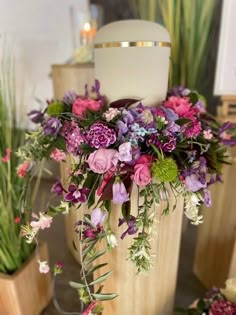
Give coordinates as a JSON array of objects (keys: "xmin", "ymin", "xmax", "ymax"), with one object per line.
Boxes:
[
  {"xmin": 50, "ymin": 148, "xmax": 66, "ymax": 162},
  {"xmin": 203, "ymin": 129, "xmax": 213, "ymax": 140},
  {"xmin": 38, "ymin": 260, "xmax": 50, "ymax": 273},
  {"xmin": 1, "ymin": 148, "xmax": 11, "ymax": 162},
  {"xmin": 30, "ymin": 212, "xmax": 53, "ymax": 230},
  {"xmin": 17, "ymin": 161, "xmax": 30, "ymax": 177}
]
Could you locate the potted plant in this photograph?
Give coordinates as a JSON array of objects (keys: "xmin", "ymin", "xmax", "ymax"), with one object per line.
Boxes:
[{"xmin": 0, "ymin": 54, "xmax": 51, "ymax": 315}]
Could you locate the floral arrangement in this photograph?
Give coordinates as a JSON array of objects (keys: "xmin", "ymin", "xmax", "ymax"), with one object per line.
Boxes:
[
  {"xmin": 176, "ymin": 278, "xmax": 236, "ymax": 315},
  {"xmin": 18, "ymin": 80, "xmax": 236, "ymax": 314}
]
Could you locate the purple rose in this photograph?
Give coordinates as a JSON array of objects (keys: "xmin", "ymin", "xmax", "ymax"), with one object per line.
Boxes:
[
  {"xmin": 86, "ymin": 122, "xmax": 116, "ymax": 149},
  {"xmin": 112, "ymin": 180, "xmax": 129, "ymax": 204}
]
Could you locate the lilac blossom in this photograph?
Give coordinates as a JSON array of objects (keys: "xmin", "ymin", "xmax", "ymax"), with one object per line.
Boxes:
[
  {"xmin": 64, "ymin": 184, "xmax": 90, "ymax": 203},
  {"xmin": 27, "ymin": 110, "xmax": 44, "ymax": 123},
  {"xmin": 112, "ymin": 180, "xmax": 129, "ymax": 204},
  {"xmin": 43, "ymin": 117, "xmax": 62, "ymax": 137},
  {"xmin": 118, "ymin": 142, "xmax": 132, "ymax": 162},
  {"xmin": 161, "ymin": 107, "xmax": 179, "ymax": 121},
  {"xmin": 86, "ymin": 122, "xmax": 116, "ymax": 149},
  {"xmin": 203, "ymin": 189, "xmax": 212, "ymax": 207},
  {"xmin": 118, "ymin": 215, "xmax": 138, "ymax": 239},
  {"xmin": 62, "ymin": 90, "xmax": 78, "ymax": 106},
  {"xmin": 184, "ymin": 174, "xmax": 207, "ymax": 192},
  {"xmin": 91, "ymin": 208, "xmax": 107, "ymax": 227}
]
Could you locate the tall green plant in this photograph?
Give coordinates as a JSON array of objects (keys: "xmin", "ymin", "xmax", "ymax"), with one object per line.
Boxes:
[
  {"xmin": 0, "ymin": 49, "xmax": 33, "ymax": 274},
  {"xmin": 129, "ymin": 0, "xmax": 216, "ymax": 92}
]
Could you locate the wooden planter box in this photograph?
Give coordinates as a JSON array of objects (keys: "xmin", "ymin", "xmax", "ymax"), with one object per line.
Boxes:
[{"xmin": 0, "ymin": 242, "xmax": 52, "ymax": 315}]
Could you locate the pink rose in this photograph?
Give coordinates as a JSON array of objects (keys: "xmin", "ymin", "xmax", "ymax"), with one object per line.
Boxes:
[
  {"xmin": 133, "ymin": 155, "xmax": 152, "ymax": 187},
  {"xmin": 164, "ymin": 96, "xmax": 192, "ymax": 117},
  {"xmin": 87, "ymin": 149, "xmax": 118, "ymax": 174},
  {"xmin": 72, "ymin": 97, "xmax": 102, "ymax": 118}
]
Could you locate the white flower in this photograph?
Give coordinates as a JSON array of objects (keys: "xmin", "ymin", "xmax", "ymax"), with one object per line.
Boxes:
[
  {"xmin": 103, "ymin": 108, "xmax": 120, "ymax": 122},
  {"xmin": 38, "ymin": 260, "xmax": 50, "ymax": 273},
  {"xmin": 184, "ymin": 192, "xmax": 203, "ymax": 225},
  {"xmin": 139, "ymin": 109, "xmax": 153, "ymax": 124},
  {"xmin": 107, "ymin": 233, "xmax": 118, "ymax": 248}
]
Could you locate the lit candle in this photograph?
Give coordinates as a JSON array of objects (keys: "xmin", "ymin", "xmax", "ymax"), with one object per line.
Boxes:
[{"xmin": 80, "ymin": 22, "xmax": 96, "ymax": 46}]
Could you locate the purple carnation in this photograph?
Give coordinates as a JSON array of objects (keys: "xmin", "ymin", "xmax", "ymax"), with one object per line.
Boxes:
[
  {"xmin": 86, "ymin": 122, "xmax": 116, "ymax": 149},
  {"xmin": 43, "ymin": 117, "xmax": 62, "ymax": 137}
]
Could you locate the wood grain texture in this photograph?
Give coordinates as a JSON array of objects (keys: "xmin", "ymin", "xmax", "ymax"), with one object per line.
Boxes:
[
  {"xmin": 194, "ymin": 145, "xmax": 236, "ymax": 288},
  {"xmin": 94, "ymin": 186, "xmax": 184, "ymax": 315},
  {"xmin": 0, "ymin": 242, "xmax": 52, "ymax": 315}
]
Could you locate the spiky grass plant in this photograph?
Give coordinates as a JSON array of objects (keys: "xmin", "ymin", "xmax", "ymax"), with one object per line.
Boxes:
[
  {"xmin": 129, "ymin": 0, "xmax": 216, "ymax": 91},
  {"xmin": 0, "ymin": 50, "xmax": 34, "ymax": 274}
]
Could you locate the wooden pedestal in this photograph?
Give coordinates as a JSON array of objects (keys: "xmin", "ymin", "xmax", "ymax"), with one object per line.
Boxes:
[{"xmin": 94, "ymin": 187, "xmax": 184, "ymax": 315}]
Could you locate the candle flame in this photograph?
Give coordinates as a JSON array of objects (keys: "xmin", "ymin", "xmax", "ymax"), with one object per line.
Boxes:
[{"xmin": 84, "ymin": 22, "xmax": 91, "ymax": 32}]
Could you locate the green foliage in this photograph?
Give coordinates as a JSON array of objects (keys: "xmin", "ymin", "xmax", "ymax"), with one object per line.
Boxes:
[
  {"xmin": 46, "ymin": 101, "xmax": 66, "ymax": 116},
  {"xmin": 152, "ymin": 157, "xmax": 178, "ymax": 182},
  {"xmin": 129, "ymin": 0, "xmax": 217, "ymax": 93},
  {"xmin": 0, "ymin": 51, "xmax": 34, "ymax": 274}
]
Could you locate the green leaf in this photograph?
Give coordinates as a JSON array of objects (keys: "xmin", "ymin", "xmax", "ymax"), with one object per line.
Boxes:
[
  {"xmin": 85, "ymin": 249, "xmax": 107, "ymax": 266},
  {"xmin": 89, "ymin": 271, "xmax": 112, "ymax": 286},
  {"xmin": 188, "ymin": 92, "xmax": 199, "ymax": 105},
  {"xmin": 91, "ymin": 293, "xmax": 118, "ymax": 301},
  {"xmin": 176, "ymin": 118, "xmax": 191, "ymax": 126},
  {"xmin": 69, "ymin": 281, "xmax": 86, "ymax": 289},
  {"xmin": 82, "ymin": 240, "xmax": 97, "ymax": 259},
  {"xmin": 87, "ymin": 263, "xmax": 108, "ymax": 276},
  {"xmin": 80, "ymin": 143, "xmax": 95, "ymax": 154},
  {"xmin": 121, "ymin": 201, "xmax": 131, "ymax": 222}
]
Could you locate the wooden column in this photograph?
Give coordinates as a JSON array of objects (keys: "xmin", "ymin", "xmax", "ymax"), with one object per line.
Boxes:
[{"xmin": 194, "ymin": 107, "xmax": 236, "ymax": 288}]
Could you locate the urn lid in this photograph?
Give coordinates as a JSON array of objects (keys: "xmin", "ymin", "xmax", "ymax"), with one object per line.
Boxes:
[{"xmin": 94, "ymin": 20, "xmax": 170, "ymax": 48}]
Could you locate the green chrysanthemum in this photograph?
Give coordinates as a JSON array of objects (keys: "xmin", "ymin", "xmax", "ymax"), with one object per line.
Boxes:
[
  {"xmin": 47, "ymin": 101, "xmax": 66, "ymax": 116},
  {"xmin": 151, "ymin": 158, "xmax": 178, "ymax": 182}
]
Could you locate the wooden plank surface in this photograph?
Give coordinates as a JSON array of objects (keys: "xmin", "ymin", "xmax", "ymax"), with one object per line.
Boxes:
[{"xmin": 194, "ymin": 146, "xmax": 236, "ymax": 288}]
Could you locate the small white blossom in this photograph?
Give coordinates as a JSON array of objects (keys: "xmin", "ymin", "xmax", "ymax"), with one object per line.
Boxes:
[
  {"xmin": 107, "ymin": 233, "xmax": 118, "ymax": 248},
  {"xmin": 184, "ymin": 192, "xmax": 203, "ymax": 225},
  {"xmin": 103, "ymin": 108, "xmax": 120, "ymax": 122}
]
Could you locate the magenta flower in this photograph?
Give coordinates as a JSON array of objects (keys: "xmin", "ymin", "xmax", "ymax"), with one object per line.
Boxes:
[
  {"xmin": 118, "ymin": 215, "xmax": 138, "ymax": 239},
  {"xmin": 164, "ymin": 96, "xmax": 192, "ymax": 117},
  {"xmin": 210, "ymin": 300, "xmax": 236, "ymax": 315},
  {"xmin": 86, "ymin": 122, "xmax": 116, "ymax": 149},
  {"xmin": 112, "ymin": 180, "xmax": 129, "ymax": 204},
  {"xmin": 51, "ymin": 181, "xmax": 65, "ymax": 196},
  {"xmin": 50, "ymin": 148, "xmax": 66, "ymax": 162},
  {"xmin": 61, "ymin": 121, "xmax": 84, "ymax": 155},
  {"xmin": 64, "ymin": 184, "xmax": 90, "ymax": 203},
  {"xmin": 91, "ymin": 208, "xmax": 107, "ymax": 227}
]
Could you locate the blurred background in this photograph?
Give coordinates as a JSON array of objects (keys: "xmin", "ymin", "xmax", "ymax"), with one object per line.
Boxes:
[{"xmin": 0, "ymin": 0, "xmax": 236, "ymax": 314}]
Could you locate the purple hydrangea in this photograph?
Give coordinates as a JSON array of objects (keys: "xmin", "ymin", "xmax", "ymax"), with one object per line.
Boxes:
[
  {"xmin": 86, "ymin": 122, "xmax": 116, "ymax": 149},
  {"xmin": 43, "ymin": 117, "xmax": 62, "ymax": 137}
]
